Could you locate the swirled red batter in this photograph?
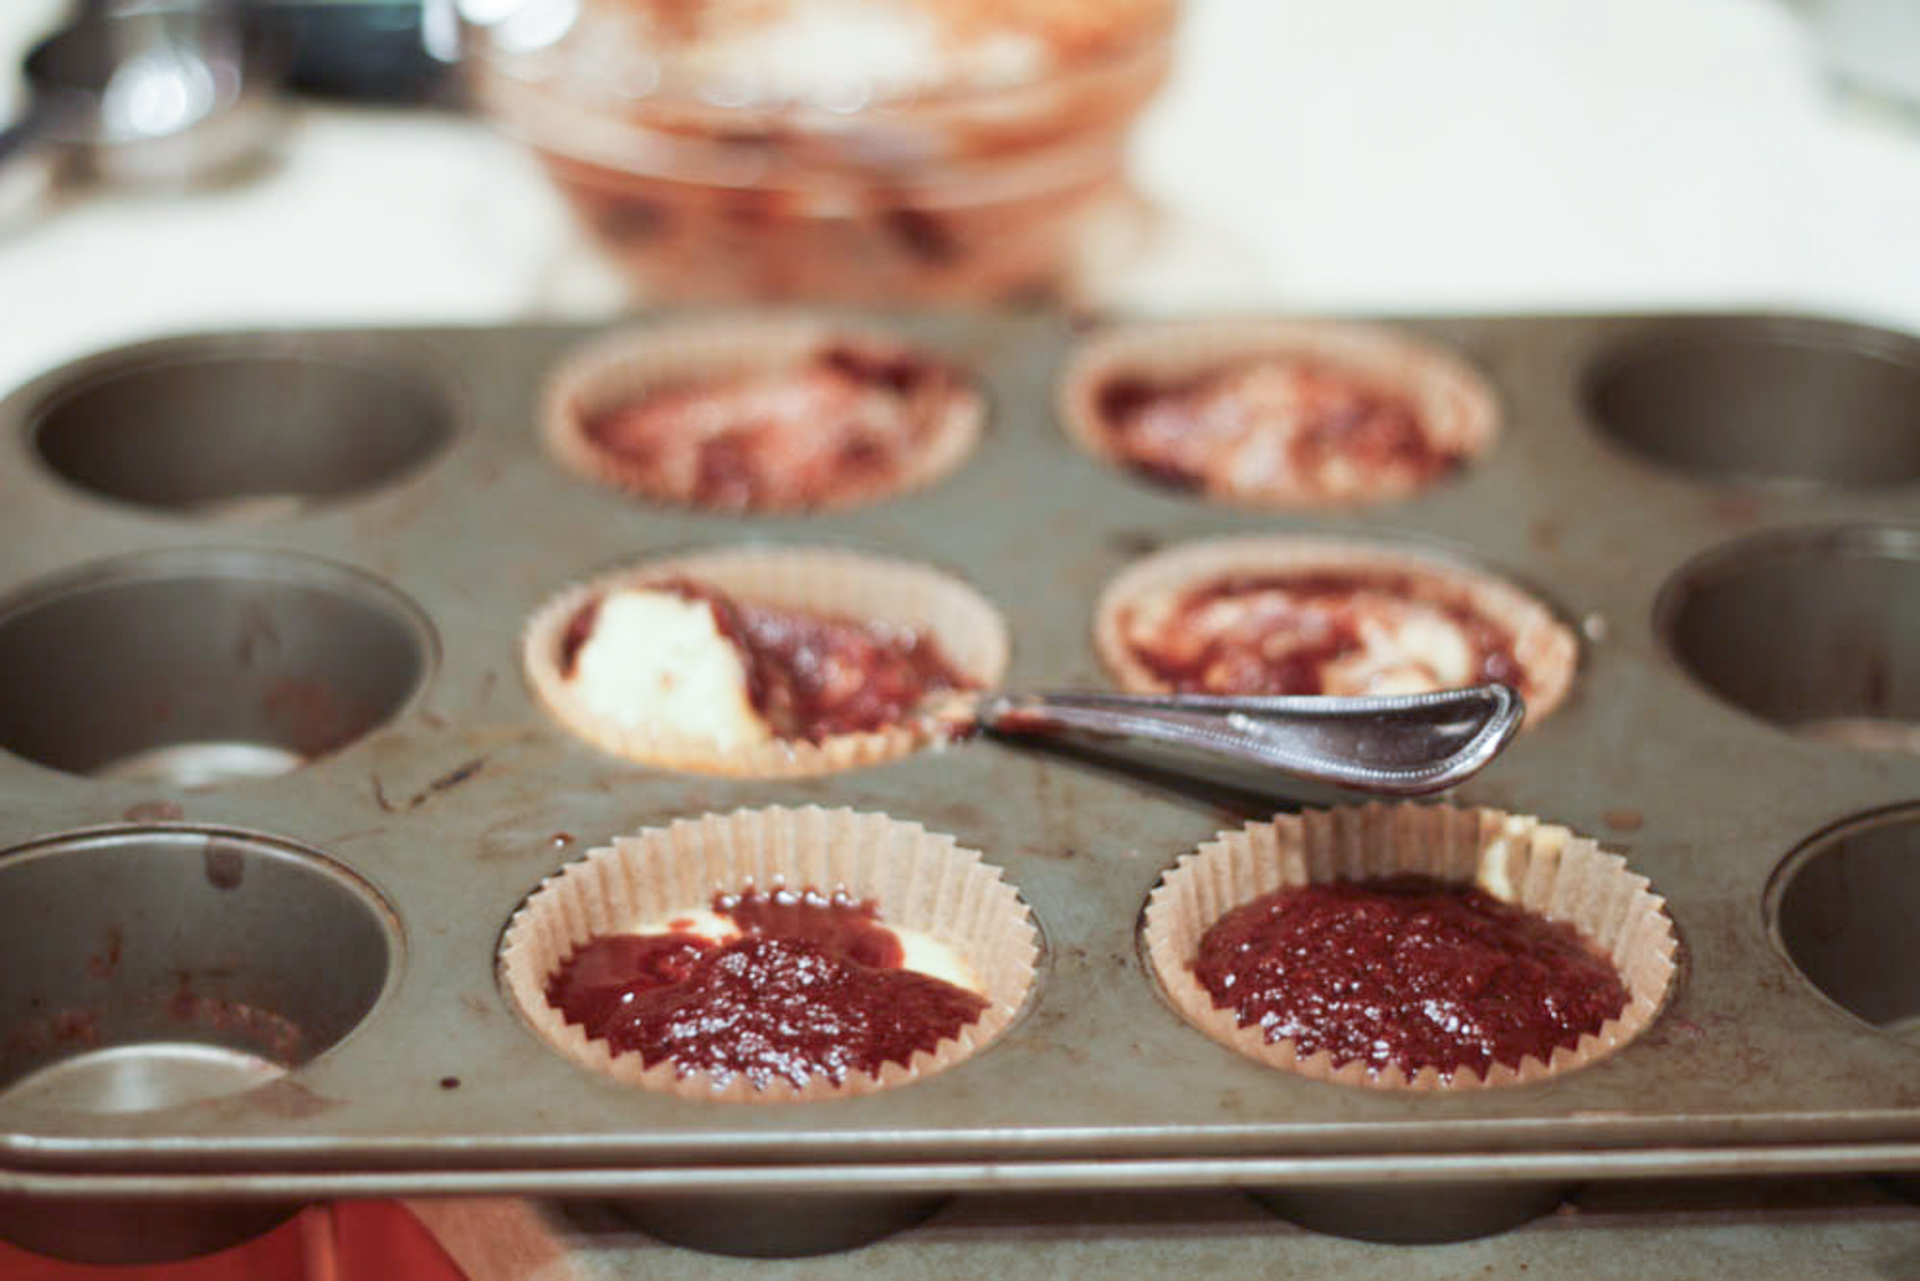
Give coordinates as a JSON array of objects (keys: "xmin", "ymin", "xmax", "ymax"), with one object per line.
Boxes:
[
  {"xmin": 1123, "ymin": 570, "xmax": 1525, "ymax": 698},
  {"xmin": 560, "ymin": 580, "xmax": 973, "ymax": 742},
  {"xmin": 1193, "ymin": 875, "xmax": 1626, "ymax": 1079},
  {"xmin": 1097, "ymin": 361, "xmax": 1458, "ymax": 499},
  {"xmin": 546, "ymin": 888, "xmax": 987, "ymax": 1089},
  {"xmin": 582, "ymin": 342, "xmax": 967, "ymax": 511}
]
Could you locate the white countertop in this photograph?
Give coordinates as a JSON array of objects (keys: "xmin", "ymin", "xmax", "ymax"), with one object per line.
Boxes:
[{"xmin": 3, "ymin": 0, "xmax": 1920, "ymax": 402}]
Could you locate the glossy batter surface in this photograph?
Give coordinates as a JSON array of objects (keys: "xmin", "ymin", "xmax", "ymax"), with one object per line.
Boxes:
[
  {"xmin": 547, "ymin": 889, "xmax": 989, "ymax": 1089},
  {"xmin": 1193, "ymin": 875, "xmax": 1627, "ymax": 1078}
]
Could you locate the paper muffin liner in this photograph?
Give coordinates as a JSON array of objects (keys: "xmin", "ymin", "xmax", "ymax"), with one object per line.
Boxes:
[
  {"xmin": 523, "ymin": 544, "xmax": 1010, "ymax": 777},
  {"xmin": 1057, "ymin": 318, "xmax": 1499, "ymax": 508},
  {"xmin": 1093, "ymin": 534, "xmax": 1578, "ymax": 726},
  {"xmin": 498, "ymin": 806, "xmax": 1040, "ymax": 1103},
  {"xmin": 541, "ymin": 316, "xmax": 984, "ymax": 512},
  {"xmin": 1143, "ymin": 803, "xmax": 1676, "ymax": 1091}
]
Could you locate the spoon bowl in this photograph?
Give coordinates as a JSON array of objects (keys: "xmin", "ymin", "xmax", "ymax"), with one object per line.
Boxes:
[{"xmin": 952, "ymin": 684, "xmax": 1525, "ymax": 796}]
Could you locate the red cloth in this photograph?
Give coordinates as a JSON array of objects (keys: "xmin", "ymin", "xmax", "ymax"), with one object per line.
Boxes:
[{"xmin": 0, "ymin": 1202, "xmax": 468, "ymax": 1281}]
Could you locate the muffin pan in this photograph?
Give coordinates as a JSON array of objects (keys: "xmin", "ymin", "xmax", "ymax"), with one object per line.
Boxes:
[{"xmin": 3, "ymin": 313, "xmax": 1920, "ymax": 1258}]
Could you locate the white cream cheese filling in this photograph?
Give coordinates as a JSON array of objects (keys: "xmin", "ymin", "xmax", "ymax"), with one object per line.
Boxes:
[
  {"xmin": 567, "ymin": 588, "xmax": 772, "ymax": 750},
  {"xmin": 1327, "ymin": 607, "xmax": 1477, "ymax": 695}
]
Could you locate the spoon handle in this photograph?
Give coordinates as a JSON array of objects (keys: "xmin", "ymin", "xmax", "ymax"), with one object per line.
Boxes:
[{"xmin": 971, "ymin": 684, "xmax": 1524, "ymax": 796}]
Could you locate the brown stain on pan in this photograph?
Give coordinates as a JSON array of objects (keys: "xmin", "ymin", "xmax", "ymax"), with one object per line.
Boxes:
[
  {"xmin": 930, "ymin": 800, "xmax": 988, "ymax": 833},
  {"xmin": 373, "ymin": 757, "xmax": 489, "ymax": 815},
  {"xmin": 165, "ymin": 973, "xmax": 306, "ymax": 1066},
  {"xmin": 85, "ymin": 928, "xmax": 123, "ymax": 980},
  {"xmin": 0, "ymin": 1008, "xmax": 106, "ymax": 1072},
  {"xmin": 203, "ymin": 841, "xmax": 246, "ymax": 891},
  {"xmin": 233, "ymin": 603, "xmax": 282, "ymax": 670},
  {"xmin": 263, "ymin": 678, "xmax": 365, "ymax": 757}
]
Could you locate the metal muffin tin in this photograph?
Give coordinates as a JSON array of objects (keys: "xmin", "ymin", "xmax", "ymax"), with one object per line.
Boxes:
[{"xmin": 3, "ymin": 311, "xmax": 1920, "ymax": 1259}]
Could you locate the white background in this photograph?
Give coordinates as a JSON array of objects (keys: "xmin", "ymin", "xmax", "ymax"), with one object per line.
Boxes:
[{"xmin": 1, "ymin": 0, "xmax": 1918, "ymax": 398}]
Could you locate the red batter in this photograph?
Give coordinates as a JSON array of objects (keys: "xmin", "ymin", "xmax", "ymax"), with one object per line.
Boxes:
[
  {"xmin": 1096, "ymin": 362, "xmax": 1458, "ymax": 498},
  {"xmin": 560, "ymin": 581, "xmax": 973, "ymax": 742},
  {"xmin": 1124, "ymin": 571, "xmax": 1524, "ymax": 697},
  {"xmin": 1193, "ymin": 875, "xmax": 1626, "ymax": 1079},
  {"xmin": 582, "ymin": 342, "xmax": 966, "ymax": 511},
  {"xmin": 546, "ymin": 888, "xmax": 987, "ymax": 1089}
]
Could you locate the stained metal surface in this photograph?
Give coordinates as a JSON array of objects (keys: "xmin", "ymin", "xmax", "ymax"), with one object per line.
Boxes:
[
  {"xmin": 0, "ymin": 548, "xmax": 436, "ymax": 779},
  {"xmin": 0, "ymin": 826, "xmax": 401, "ymax": 1110},
  {"xmin": 0, "ymin": 312, "xmax": 1918, "ymax": 1197}
]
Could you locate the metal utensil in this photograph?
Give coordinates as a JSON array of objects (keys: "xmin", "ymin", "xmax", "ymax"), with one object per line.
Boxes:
[
  {"xmin": 947, "ymin": 683, "xmax": 1524, "ymax": 796},
  {"xmin": 1, "ymin": 1, "xmax": 277, "ymax": 190}
]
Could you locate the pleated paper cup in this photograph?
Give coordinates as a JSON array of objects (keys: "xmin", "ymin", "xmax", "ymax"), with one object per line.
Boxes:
[
  {"xmin": 1143, "ymin": 804, "xmax": 1676, "ymax": 1091},
  {"xmin": 498, "ymin": 806, "xmax": 1039, "ymax": 1103},
  {"xmin": 541, "ymin": 316, "xmax": 984, "ymax": 512},
  {"xmin": 1093, "ymin": 534, "xmax": 1578, "ymax": 726},
  {"xmin": 523, "ymin": 544, "xmax": 1009, "ymax": 776},
  {"xmin": 1058, "ymin": 318, "xmax": 1498, "ymax": 508}
]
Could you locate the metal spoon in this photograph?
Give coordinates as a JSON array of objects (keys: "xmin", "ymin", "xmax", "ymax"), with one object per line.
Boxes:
[
  {"xmin": 1, "ymin": 1, "xmax": 276, "ymax": 190},
  {"xmin": 938, "ymin": 683, "xmax": 1523, "ymax": 796}
]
